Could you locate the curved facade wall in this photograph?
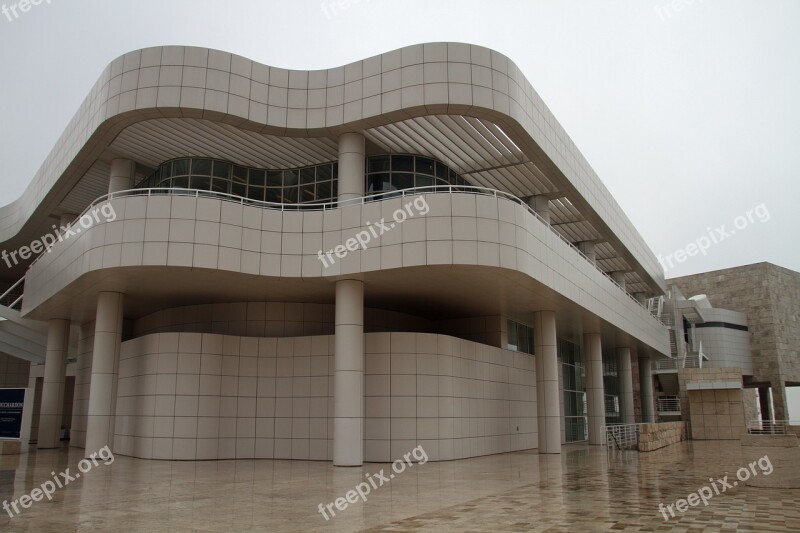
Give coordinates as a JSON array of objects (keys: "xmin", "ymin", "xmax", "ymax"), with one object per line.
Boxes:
[
  {"xmin": 23, "ymin": 192, "xmax": 668, "ymax": 353},
  {"xmin": 0, "ymin": 43, "xmax": 665, "ymax": 291},
  {"xmin": 113, "ymin": 331, "xmax": 534, "ymax": 461}
]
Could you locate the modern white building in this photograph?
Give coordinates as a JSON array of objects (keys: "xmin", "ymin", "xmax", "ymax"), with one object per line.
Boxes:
[{"xmin": 0, "ymin": 43, "xmax": 671, "ymax": 465}]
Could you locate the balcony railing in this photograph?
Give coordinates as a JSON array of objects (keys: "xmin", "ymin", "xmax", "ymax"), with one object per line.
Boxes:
[
  {"xmin": 656, "ymin": 397, "xmax": 680, "ymax": 413},
  {"xmin": 747, "ymin": 420, "xmax": 800, "ymax": 435},
  {"xmin": 652, "ymin": 354, "xmax": 702, "ymax": 371},
  {"xmin": 23, "ymin": 186, "xmax": 665, "ymax": 326}
]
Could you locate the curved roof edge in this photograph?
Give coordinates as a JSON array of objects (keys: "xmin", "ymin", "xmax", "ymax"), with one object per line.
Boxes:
[{"xmin": 0, "ymin": 42, "xmax": 665, "ymax": 292}]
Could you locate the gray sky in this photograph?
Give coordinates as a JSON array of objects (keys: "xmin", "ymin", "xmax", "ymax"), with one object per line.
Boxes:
[{"xmin": 1, "ymin": 1, "xmax": 798, "ymax": 408}]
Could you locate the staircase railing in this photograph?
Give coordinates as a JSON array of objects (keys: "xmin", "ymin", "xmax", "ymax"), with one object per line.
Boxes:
[
  {"xmin": 0, "ymin": 275, "xmax": 25, "ymax": 310},
  {"xmin": 602, "ymin": 424, "xmax": 641, "ymax": 451}
]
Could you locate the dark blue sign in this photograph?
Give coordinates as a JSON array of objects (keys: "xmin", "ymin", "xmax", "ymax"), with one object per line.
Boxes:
[{"xmin": 0, "ymin": 389, "xmax": 25, "ymax": 439}]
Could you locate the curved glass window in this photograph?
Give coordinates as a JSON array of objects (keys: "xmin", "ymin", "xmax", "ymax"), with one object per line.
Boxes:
[{"xmin": 134, "ymin": 154, "xmax": 466, "ymax": 204}]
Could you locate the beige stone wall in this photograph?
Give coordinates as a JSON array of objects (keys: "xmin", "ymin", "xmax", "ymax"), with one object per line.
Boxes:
[
  {"xmin": 669, "ymin": 262, "xmax": 800, "ymax": 420},
  {"xmin": 688, "ymin": 389, "xmax": 746, "ymax": 439},
  {"xmin": 638, "ymin": 421, "xmax": 686, "ymax": 451},
  {"xmin": 743, "ymin": 387, "xmax": 760, "ymax": 424}
]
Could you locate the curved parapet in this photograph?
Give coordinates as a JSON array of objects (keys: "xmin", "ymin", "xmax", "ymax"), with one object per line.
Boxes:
[
  {"xmin": 0, "ymin": 43, "xmax": 664, "ymax": 293},
  {"xmin": 22, "ymin": 190, "xmax": 669, "ymax": 355}
]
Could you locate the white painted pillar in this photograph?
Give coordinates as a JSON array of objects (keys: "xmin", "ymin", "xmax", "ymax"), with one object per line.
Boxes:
[
  {"xmin": 526, "ymin": 196, "xmax": 551, "ymax": 224},
  {"xmin": 639, "ymin": 355, "xmax": 655, "ymax": 423},
  {"xmin": 333, "ymin": 279, "xmax": 364, "ymax": 466},
  {"xmin": 534, "ymin": 311, "xmax": 560, "ymax": 454},
  {"xmin": 85, "ymin": 292, "xmax": 124, "ymax": 455},
  {"xmin": 617, "ymin": 348, "xmax": 635, "ymax": 425},
  {"xmin": 108, "ymin": 158, "xmax": 135, "ymax": 194},
  {"xmin": 585, "ymin": 333, "xmax": 605, "ymax": 445},
  {"xmin": 37, "ymin": 319, "xmax": 70, "ymax": 448},
  {"xmin": 611, "ymin": 271, "xmax": 627, "ymax": 292},
  {"xmin": 337, "ymin": 132, "xmax": 365, "ymax": 205},
  {"xmin": 578, "ymin": 242, "xmax": 596, "ymax": 264},
  {"xmin": 70, "ymin": 322, "xmax": 95, "ymax": 449}
]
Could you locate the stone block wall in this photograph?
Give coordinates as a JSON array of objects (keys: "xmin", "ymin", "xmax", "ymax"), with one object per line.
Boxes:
[
  {"xmin": 688, "ymin": 389, "xmax": 746, "ymax": 439},
  {"xmin": 638, "ymin": 421, "xmax": 686, "ymax": 451}
]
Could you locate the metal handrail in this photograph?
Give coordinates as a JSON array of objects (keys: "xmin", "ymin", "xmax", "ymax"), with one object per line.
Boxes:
[
  {"xmin": 0, "ymin": 275, "xmax": 24, "ymax": 302},
  {"xmin": 747, "ymin": 420, "xmax": 800, "ymax": 435},
  {"xmin": 24, "ymin": 185, "xmax": 665, "ymax": 325},
  {"xmin": 601, "ymin": 423, "xmax": 641, "ymax": 450},
  {"xmin": 652, "ymin": 355, "xmax": 702, "ymax": 371},
  {"xmin": 0, "ymin": 275, "xmax": 25, "ymax": 310},
  {"xmin": 656, "ymin": 397, "xmax": 680, "ymax": 412}
]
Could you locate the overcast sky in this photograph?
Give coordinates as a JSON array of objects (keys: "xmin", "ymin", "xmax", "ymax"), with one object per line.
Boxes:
[{"xmin": 1, "ymin": 1, "xmax": 798, "ymax": 408}]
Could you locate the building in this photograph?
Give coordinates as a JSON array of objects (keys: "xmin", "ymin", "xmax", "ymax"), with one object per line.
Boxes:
[
  {"xmin": 0, "ymin": 43, "xmax": 672, "ymax": 465},
  {"xmin": 665, "ymin": 263, "xmax": 800, "ymax": 430}
]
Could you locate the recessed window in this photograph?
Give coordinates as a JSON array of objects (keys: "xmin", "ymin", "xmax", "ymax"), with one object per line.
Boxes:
[
  {"xmin": 283, "ymin": 170, "xmax": 298, "ymax": 187},
  {"xmin": 213, "ymin": 161, "xmax": 231, "ymax": 179},
  {"xmin": 190, "ymin": 175, "xmax": 211, "ymax": 191},
  {"xmin": 172, "ymin": 159, "xmax": 190, "ymax": 176},
  {"xmin": 392, "ymin": 173, "xmax": 414, "ymax": 190},
  {"xmin": 368, "ymin": 174, "xmax": 390, "ymax": 193},
  {"xmin": 136, "ymin": 154, "xmax": 465, "ymax": 205},
  {"xmin": 249, "ymin": 169, "xmax": 266, "ymax": 187},
  {"xmin": 316, "ymin": 164, "xmax": 333, "ymax": 181},
  {"xmin": 392, "ymin": 155, "xmax": 414, "ymax": 172},
  {"xmin": 247, "ymin": 186, "xmax": 264, "ymax": 202},
  {"xmin": 300, "ymin": 184, "xmax": 316, "ymax": 202},
  {"xmin": 300, "ymin": 167, "xmax": 316, "ymax": 185},
  {"xmin": 416, "ymin": 157, "xmax": 435, "ymax": 176},
  {"xmin": 265, "ymin": 188, "xmax": 281, "ymax": 203},
  {"xmin": 211, "ymin": 177, "xmax": 230, "ymax": 194},
  {"xmin": 369, "ymin": 156, "xmax": 390, "ymax": 173},
  {"xmin": 192, "ymin": 159, "xmax": 212, "ymax": 176}
]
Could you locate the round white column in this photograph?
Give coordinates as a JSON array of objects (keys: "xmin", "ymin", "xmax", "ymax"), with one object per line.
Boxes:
[
  {"xmin": 617, "ymin": 347, "xmax": 635, "ymax": 425},
  {"xmin": 333, "ymin": 278, "xmax": 364, "ymax": 466},
  {"xmin": 37, "ymin": 319, "xmax": 70, "ymax": 449},
  {"xmin": 85, "ymin": 292, "xmax": 124, "ymax": 456},
  {"xmin": 108, "ymin": 158, "xmax": 135, "ymax": 194},
  {"xmin": 585, "ymin": 333, "xmax": 605, "ymax": 445},
  {"xmin": 611, "ymin": 272, "xmax": 627, "ymax": 292},
  {"xmin": 534, "ymin": 311, "xmax": 560, "ymax": 454},
  {"xmin": 337, "ymin": 132, "xmax": 365, "ymax": 205},
  {"xmin": 526, "ymin": 196, "xmax": 551, "ymax": 224},
  {"xmin": 639, "ymin": 355, "xmax": 655, "ymax": 423},
  {"xmin": 70, "ymin": 322, "xmax": 95, "ymax": 449},
  {"xmin": 578, "ymin": 242, "xmax": 596, "ymax": 264}
]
